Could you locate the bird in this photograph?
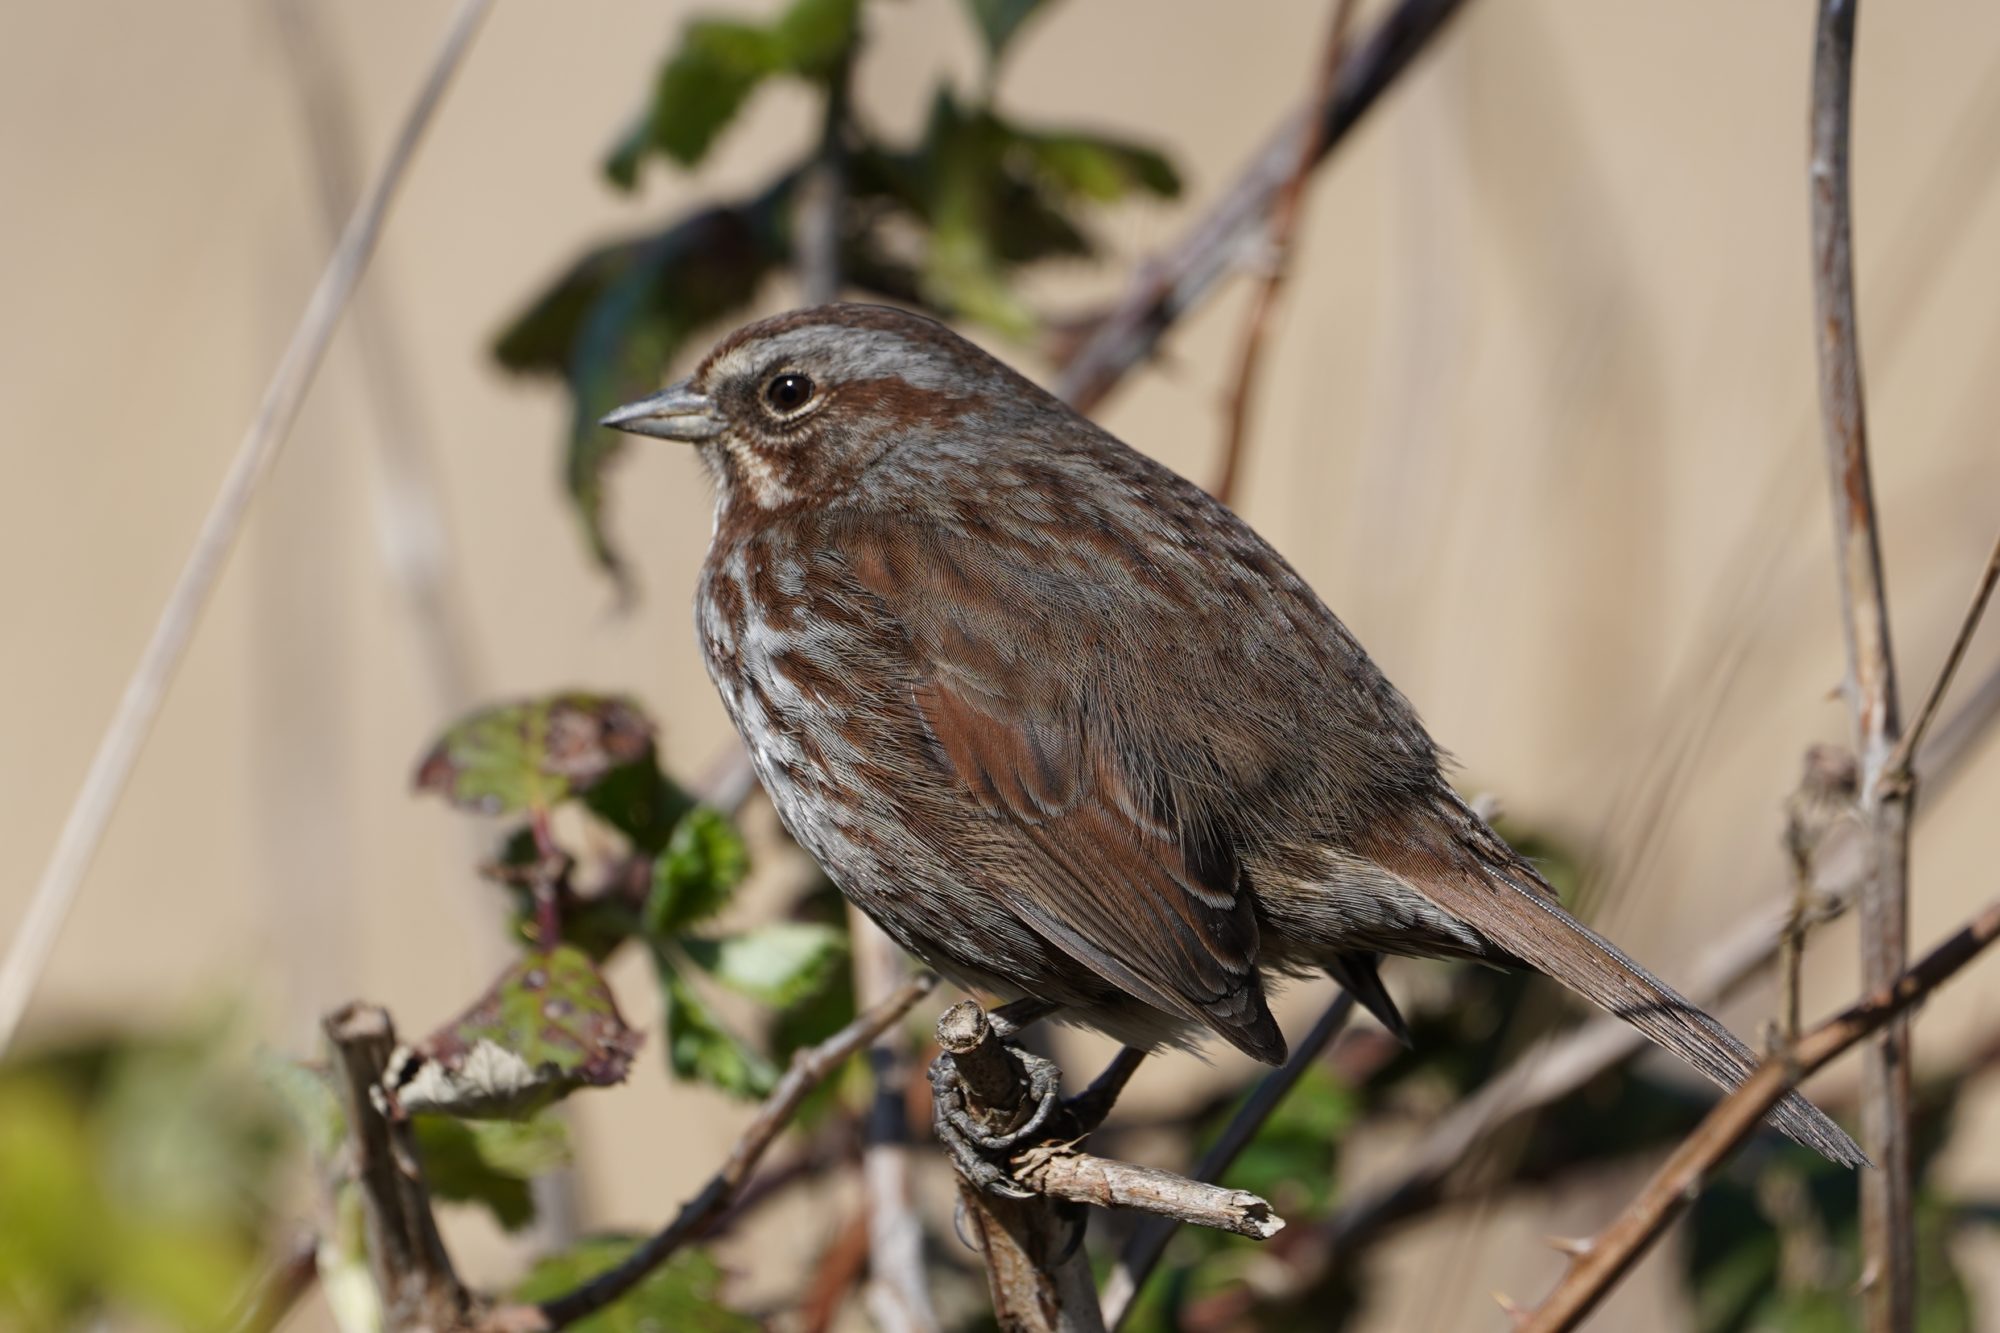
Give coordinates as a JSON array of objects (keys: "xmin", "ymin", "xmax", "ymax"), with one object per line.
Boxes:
[{"xmin": 601, "ymin": 301, "xmax": 1864, "ymax": 1172}]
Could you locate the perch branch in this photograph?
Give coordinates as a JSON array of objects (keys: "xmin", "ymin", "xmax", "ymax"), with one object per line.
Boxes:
[
  {"xmin": 0, "ymin": 0, "xmax": 493, "ymax": 1057},
  {"xmin": 1808, "ymin": 2, "xmax": 1914, "ymax": 1323},
  {"xmin": 1055, "ymin": 0, "xmax": 1473, "ymax": 413},
  {"xmin": 1102, "ymin": 992, "xmax": 1357, "ymax": 1329},
  {"xmin": 1211, "ymin": 0, "xmax": 1358, "ymax": 503},
  {"xmin": 1514, "ymin": 895, "xmax": 2000, "ymax": 1333},
  {"xmin": 507, "ymin": 972, "xmax": 938, "ymax": 1331},
  {"xmin": 936, "ymin": 1001, "xmax": 1106, "ymax": 1333}
]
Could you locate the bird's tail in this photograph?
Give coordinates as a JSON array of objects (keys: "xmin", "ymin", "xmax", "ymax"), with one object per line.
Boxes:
[{"xmin": 1360, "ymin": 792, "xmax": 1867, "ymax": 1168}]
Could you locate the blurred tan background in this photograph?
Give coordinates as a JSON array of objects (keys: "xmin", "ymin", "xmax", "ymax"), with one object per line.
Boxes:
[{"xmin": 4, "ymin": 1, "xmax": 1999, "ymax": 1328}]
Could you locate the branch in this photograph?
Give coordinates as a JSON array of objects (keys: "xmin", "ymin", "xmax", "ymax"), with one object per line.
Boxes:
[
  {"xmin": 325, "ymin": 1004, "xmax": 471, "ymax": 1330},
  {"xmin": 1514, "ymin": 894, "xmax": 2000, "ymax": 1333},
  {"xmin": 505, "ymin": 972, "xmax": 938, "ymax": 1331},
  {"xmin": 1101, "ymin": 992, "xmax": 1357, "ymax": 1328},
  {"xmin": 1054, "ymin": 0, "xmax": 1473, "ymax": 413},
  {"xmin": 1808, "ymin": 3, "xmax": 1915, "ymax": 1324},
  {"xmin": 1211, "ymin": 0, "xmax": 1359, "ymax": 504},
  {"xmin": 0, "ymin": 0, "xmax": 493, "ymax": 1058}
]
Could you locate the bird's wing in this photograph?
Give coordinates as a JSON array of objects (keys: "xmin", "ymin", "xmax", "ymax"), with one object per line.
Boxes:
[{"xmin": 844, "ymin": 522, "xmax": 1286, "ymax": 1063}]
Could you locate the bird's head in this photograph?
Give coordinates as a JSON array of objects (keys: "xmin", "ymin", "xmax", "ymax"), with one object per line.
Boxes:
[{"xmin": 600, "ymin": 303, "xmax": 1038, "ymax": 513}]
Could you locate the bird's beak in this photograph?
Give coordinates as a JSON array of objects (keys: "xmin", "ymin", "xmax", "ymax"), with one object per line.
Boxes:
[{"xmin": 599, "ymin": 380, "xmax": 725, "ymax": 442}]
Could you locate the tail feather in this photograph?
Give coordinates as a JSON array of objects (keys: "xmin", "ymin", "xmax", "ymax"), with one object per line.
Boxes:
[
  {"xmin": 1325, "ymin": 951, "xmax": 1413, "ymax": 1047},
  {"xmin": 1362, "ymin": 801, "xmax": 1867, "ymax": 1169}
]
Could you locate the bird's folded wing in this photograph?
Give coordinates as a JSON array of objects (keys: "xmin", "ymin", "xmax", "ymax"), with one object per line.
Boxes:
[{"xmin": 913, "ymin": 676, "xmax": 1285, "ymax": 1063}]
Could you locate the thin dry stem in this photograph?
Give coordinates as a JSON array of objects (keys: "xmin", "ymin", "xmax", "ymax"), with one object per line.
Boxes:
[
  {"xmin": 0, "ymin": 0, "xmax": 493, "ymax": 1057},
  {"xmin": 1211, "ymin": 0, "xmax": 1358, "ymax": 504},
  {"xmin": 1516, "ymin": 896, "xmax": 2000, "ymax": 1333},
  {"xmin": 1885, "ymin": 530, "xmax": 2000, "ymax": 781},
  {"xmin": 1808, "ymin": 2, "xmax": 1915, "ymax": 1322}
]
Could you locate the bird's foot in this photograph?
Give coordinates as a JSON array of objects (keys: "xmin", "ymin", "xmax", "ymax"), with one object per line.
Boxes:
[{"xmin": 928, "ymin": 1040, "xmax": 1065, "ymax": 1199}]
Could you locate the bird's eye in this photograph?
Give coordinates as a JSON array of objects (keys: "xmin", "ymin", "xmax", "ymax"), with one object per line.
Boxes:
[{"xmin": 764, "ymin": 372, "xmax": 816, "ymax": 415}]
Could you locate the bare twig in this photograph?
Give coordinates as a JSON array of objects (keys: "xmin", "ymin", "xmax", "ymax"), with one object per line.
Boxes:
[
  {"xmin": 1055, "ymin": 0, "xmax": 1473, "ymax": 413},
  {"xmin": 1014, "ymin": 1149, "xmax": 1284, "ymax": 1239},
  {"xmin": 1211, "ymin": 0, "xmax": 1358, "ymax": 503},
  {"xmin": 325, "ymin": 1004, "xmax": 471, "ymax": 1330},
  {"xmin": 510, "ymin": 972, "xmax": 938, "ymax": 1331},
  {"xmin": 1515, "ymin": 895, "xmax": 2000, "ymax": 1333},
  {"xmin": 1885, "ymin": 531, "xmax": 2000, "ymax": 782},
  {"xmin": 1808, "ymin": 3, "xmax": 1915, "ymax": 1322},
  {"xmin": 1102, "ymin": 992, "xmax": 1357, "ymax": 1329},
  {"xmin": 0, "ymin": 0, "xmax": 492, "ymax": 1057},
  {"xmin": 848, "ymin": 908, "xmax": 940, "ymax": 1333}
]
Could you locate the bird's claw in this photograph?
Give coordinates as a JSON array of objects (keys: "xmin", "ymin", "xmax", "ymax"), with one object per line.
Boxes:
[{"xmin": 929, "ymin": 1043, "xmax": 1065, "ymax": 1199}]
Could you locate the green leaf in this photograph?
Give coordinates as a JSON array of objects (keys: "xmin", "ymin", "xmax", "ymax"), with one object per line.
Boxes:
[
  {"xmin": 413, "ymin": 1114, "xmax": 571, "ymax": 1233},
  {"xmin": 963, "ymin": 0, "xmax": 1050, "ymax": 65},
  {"xmin": 512, "ymin": 1237, "xmax": 757, "ymax": 1332},
  {"xmin": 683, "ymin": 922, "xmax": 846, "ymax": 1007},
  {"xmin": 646, "ymin": 807, "xmax": 750, "ymax": 937},
  {"xmin": 644, "ymin": 20, "xmax": 781, "ymax": 169},
  {"xmin": 413, "ymin": 694, "xmax": 657, "ymax": 817},
  {"xmin": 1010, "ymin": 128, "xmax": 1181, "ymax": 203},
  {"xmin": 659, "ymin": 961, "xmax": 777, "ymax": 1098},
  {"xmin": 397, "ymin": 947, "xmax": 642, "ymax": 1118},
  {"xmin": 769, "ymin": 0, "xmax": 861, "ymax": 77}
]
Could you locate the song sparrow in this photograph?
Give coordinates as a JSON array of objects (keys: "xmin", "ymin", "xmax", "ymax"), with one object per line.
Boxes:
[{"xmin": 603, "ymin": 303, "xmax": 1862, "ymax": 1174}]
